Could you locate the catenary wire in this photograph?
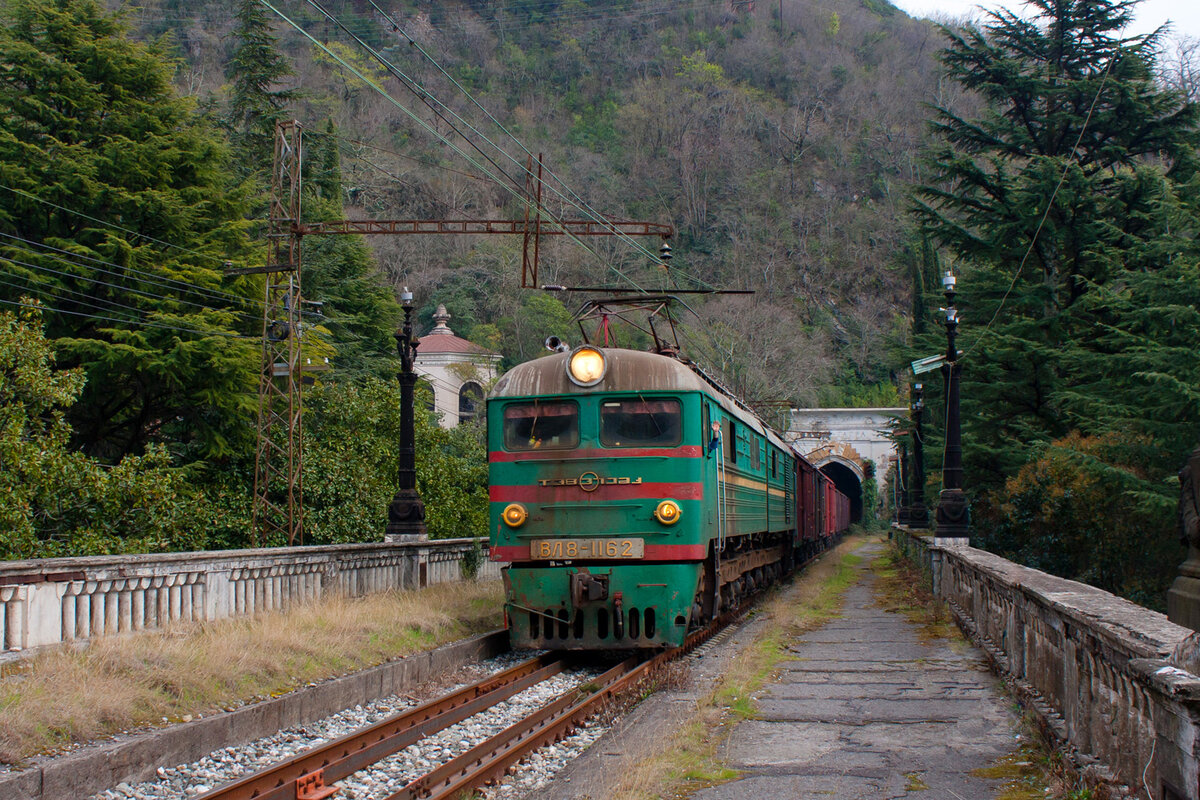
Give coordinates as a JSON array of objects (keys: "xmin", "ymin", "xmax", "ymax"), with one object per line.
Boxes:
[
  {"xmin": 0, "ymin": 296, "xmax": 250, "ymax": 339},
  {"xmin": 305, "ymin": 0, "xmax": 675, "ymax": 288},
  {"xmin": 261, "ymin": 0, "xmax": 647, "ymax": 293},
  {"xmin": 0, "ymin": 262, "xmax": 256, "ymax": 327},
  {"xmin": 362, "ymin": 0, "xmax": 687, "ymax": 275},
  {"xmin": 0, "ymin": 231, "xmax": 266, "ymax": 311},
  {"xmin": 362, "ymin": 0, "xmax": 719, "ymax": 291},
  {"xmin": 303, "ymin": 0, "xmax": 525, "ymax": 193},
  {"xmin": 0, "ymin": 183, "xmax": 234, "ymax": 267},
  {"xmin": 0, "ymin": 242, "xmax": 262, "ymax": 321}
]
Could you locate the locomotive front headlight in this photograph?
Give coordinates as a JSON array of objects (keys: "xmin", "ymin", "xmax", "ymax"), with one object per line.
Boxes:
[
  {"xmin": 502, "ymin": 503, "xmax": 528, "ymax": 528},
  {"xmin": 566, "ymin": 345, "xmax": 606, "ymax": 387},
  {"xmin": 654, "ymin": 499, "xmax": 682, "ymax": 525}
]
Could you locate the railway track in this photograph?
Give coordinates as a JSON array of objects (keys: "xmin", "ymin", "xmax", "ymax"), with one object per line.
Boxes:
[{"xmin": 199, "ymin": 617, "xmax": 731, "ymax": 800}]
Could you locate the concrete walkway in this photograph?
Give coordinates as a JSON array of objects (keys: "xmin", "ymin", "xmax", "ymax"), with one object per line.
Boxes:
[{"xmin": 694, "ymin": 539, "xmax": 1022, "ymax": 800}]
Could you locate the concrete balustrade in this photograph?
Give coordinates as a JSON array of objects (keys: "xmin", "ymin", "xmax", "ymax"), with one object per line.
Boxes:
[
  {"xmin": 0, "ymin": 538, "xmax": 500, "ymax": 656},
  {"xmin": 894, "ymin": 528, "xmax": 1200, "ymax": 800}
]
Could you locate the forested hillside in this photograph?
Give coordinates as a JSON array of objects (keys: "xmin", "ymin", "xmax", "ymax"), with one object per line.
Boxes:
[{"xmin": 125, "ymin": 0, "xmax": 960, "ymax": 404}]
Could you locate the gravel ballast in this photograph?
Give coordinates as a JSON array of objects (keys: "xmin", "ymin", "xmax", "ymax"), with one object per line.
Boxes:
[{"xmin": 87, "ymin": 653, "xmax": 606, "ymax": 800}]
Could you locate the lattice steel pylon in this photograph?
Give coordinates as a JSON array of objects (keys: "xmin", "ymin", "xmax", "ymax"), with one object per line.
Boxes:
[{"xmin": 251, "ymin": 120, "xmax": 305, "ymax": 546}]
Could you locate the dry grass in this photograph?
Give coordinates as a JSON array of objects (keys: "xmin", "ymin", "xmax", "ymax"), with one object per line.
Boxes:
[
  {"xmin": 0, "ymin": 580, "xmax": 503, "ymax": 765},
  {"xmin": 608, "ymin": 534, "xmax": 872, "ymax": 800}
]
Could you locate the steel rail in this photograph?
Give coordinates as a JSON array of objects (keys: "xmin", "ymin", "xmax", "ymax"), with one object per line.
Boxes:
[
  {"xmin": 198, "ymin": 653, "xmax": 564, "ymax": 800},
  {"xmin": 389, "ymin": 615, "xmax": 732, "ymax": 800},
  {"xmin": 199, "ymin": 565, "xmax": 778, "ymax": 800}
]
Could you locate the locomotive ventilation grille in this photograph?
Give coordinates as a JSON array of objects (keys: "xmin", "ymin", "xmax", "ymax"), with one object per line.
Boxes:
[{"xmin": 529, "ymin": 606, "xmax": 670, "ymax": 642}]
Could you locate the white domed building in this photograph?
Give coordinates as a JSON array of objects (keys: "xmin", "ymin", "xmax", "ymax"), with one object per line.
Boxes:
[{"xmin": 414, "ymin": 304, "xmax": 502, "ymax": 428}]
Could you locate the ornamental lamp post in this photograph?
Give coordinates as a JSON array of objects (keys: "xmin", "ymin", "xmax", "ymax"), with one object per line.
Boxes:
[
  {"xmin": 909, "ymin": 383, "xmax": 929, "ymax": 529},
  {"xmin": 896, "ymin": 438, "xmax": 911, "ymax": 526},
  {"xmin": 385, "ymin": 287, "xmax": 428, "ymax": 542},
  {"xmin": 935, "ymin": 271, "xmax": 969, "ymax": 545}
]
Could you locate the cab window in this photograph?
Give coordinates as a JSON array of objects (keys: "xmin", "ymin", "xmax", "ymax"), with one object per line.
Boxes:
[
  {"xmin": 600, "ymin": 398, "xmax": 682, "ymax": 447},
  {"xmin": 503, "ymin": 401, "xmax": 579, "ymax": 450}
]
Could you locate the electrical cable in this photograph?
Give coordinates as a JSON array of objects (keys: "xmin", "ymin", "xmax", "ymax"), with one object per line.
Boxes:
[
  {"xmin": 0, "ymin": 183, "xmax": 234, "ymax": 267},
  {"xmin": 364, "ymin": 0, "xmax": 694, "ymax": 278},
  {"xmin": 311, "ymin": 131, "xmax": 488, "ymax": 182},
  {"xmin": 363, "ymin": 0, "xmax": 721, "ymax": 292},
  {"xmin": 961, "ymin": 54, "xmax": 1117, "ymax": 358},
  {"xmin": 0, "ymin": 264, "xmax": 254, "ymax": 328},
  {"xmin": 303, "ymin": 0, "xmax": 525, "ymax": 193},
  {"xmin": 0, "ymin": 232, "xmax": 265, "ymax": 311},
  {"xmin": 308, "ymin": 0, "xmax": 675, "ymax": 287},
  {"xmin": 260, "ymin": 0, "xmax": 647, "ymax": 293},
  {"xmin": 0, "ymin": 243, "xmax": 262, "ymax": 322},
  {"xmin": 0, "ymin": 296, "xmax": 249, "ymax": 339}
]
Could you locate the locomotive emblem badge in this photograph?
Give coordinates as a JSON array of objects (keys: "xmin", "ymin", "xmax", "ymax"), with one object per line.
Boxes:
[{"xmin": 537, "ymin": 472, "xmax": 644, "ymax": 491}]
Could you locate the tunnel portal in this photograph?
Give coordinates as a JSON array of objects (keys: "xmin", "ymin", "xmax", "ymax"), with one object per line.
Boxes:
[{"xmin": 818, "ymin": 460, "xmax": 864, "ymax": 524}]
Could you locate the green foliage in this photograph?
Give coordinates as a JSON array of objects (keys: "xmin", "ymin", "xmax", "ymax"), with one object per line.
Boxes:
[
  {"xmin": 817, "ymin": 380, "xmax": 902, "ymax": 408},
  {"xmin": 910, "ymin": 0, "xmax": 1199, "ymax": 603},
  {"xmin": 301, "ymin": 195, "xmax": 403, "ymax": 381},
  {"xmin": 0, "ymin": 0, "xmax": 260, "ymax": 464},
  {"xmin": 0, "ymin": 305, "xmax": 216, "ymax": 558},
  {"xmin": 301, "ymin": 378, "xmax": 488, "ymax": 543},
  {"xmin": 982, "ymin": 433, "xmax": 1178, "ymax": 610},
  {"xmin": 226, "ymin": 0, "xmax": 294, "ymax": 168},
  {"xmin": 860, "ymin": 458, "xmax": 878, "ymax": 524}
]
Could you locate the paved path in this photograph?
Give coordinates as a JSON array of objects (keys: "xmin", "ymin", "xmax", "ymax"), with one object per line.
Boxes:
[{"xmin": 694, "ymin": 539, "xmax": 1021, "ymax": 800}]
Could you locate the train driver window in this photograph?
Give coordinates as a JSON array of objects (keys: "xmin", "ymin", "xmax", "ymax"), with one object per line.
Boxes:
[
  {"xmin": 503, "ymin": 401, "xmax": 579, "ymax": 450},
  {"xmin": 600, "ymin": 398, "xmax": 682, "ymax": 447}
]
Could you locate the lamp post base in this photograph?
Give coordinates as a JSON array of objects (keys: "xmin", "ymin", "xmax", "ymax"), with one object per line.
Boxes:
[
  {"xmin": 1168, "ymin": 566, "xmax": 1200, "ymax": 632},
  {"xmin": 385, "ymin": 489, "xmax": 428, "ymax": 542},
  {"xmin": 934, "ymin": 488, "xmax": 969, "ymax": 546},
  {"xmin": 909, "ymin": 502, "xmax": 929, "ymax": 529}
]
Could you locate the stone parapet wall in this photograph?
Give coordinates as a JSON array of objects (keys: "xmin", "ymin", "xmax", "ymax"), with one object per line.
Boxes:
[
  {"xmin": 0, "ymin": 539, "xmax": 502, "ymax": 656},
  {"xmin": 893, "ymin": 527, "xmax": 1200, "ymax": 800}
]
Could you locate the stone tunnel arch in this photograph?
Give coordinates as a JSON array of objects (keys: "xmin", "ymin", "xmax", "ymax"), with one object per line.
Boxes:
[{"xmin": 815, "ymin": 456, "xmax": 864, "ymax": 524}]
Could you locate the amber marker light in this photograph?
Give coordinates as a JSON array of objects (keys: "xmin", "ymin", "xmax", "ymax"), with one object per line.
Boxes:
[
  {"xmin": 502, "ymin": 503, "xmax": 528, "ymax": 528},
  {"xmin": 654, "ymin": 499, "xmax": 682, "ymax": 525},
  {"xmin": 566, "ymin": 345, "xmax": 606, "ymax": 387}
]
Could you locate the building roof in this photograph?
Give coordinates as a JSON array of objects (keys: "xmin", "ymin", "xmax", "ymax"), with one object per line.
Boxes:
[{"xmin": 417, "ymin": 304, "xmax": 497, "ymax": 356}]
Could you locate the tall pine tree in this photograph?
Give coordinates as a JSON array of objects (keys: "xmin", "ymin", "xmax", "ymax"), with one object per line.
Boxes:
[
  {"xmin": 0, "ymin": 0, "xmax": 260, "ymax": 462},
  {"xmin": 910, "ymin": 0, "xmax": 1200, "ymax": 605},
  {"xmin": 226, "ymin": 0, "xmax": 294, "ymax": 170}
]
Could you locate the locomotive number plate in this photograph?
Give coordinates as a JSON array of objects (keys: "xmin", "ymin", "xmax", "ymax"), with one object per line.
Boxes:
[{"xmin": 530, "ymin": 538, "xmax": 644, "ymax": 560}]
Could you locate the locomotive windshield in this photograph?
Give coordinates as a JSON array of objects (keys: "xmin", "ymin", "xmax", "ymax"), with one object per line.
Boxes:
[
  {"xmin": 600, "ymin": 398, "xmax": 682, "ymax": 447},
  {"xmin": 503, "ymin": 401, "xmax": 579, "ymax": 450}
]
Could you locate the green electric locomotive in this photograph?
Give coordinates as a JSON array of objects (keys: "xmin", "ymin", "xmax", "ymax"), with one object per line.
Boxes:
[{"xmin": 487, "ymin": 344, "xmax": 840, "ymax": 650}]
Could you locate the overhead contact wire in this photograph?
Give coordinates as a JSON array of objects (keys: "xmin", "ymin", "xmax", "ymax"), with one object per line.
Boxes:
[
  {"xmin": 260, "ymin": 0, "xmax": 646, "ymax": 292},
  {"xmin": 0, "ymin": 296, "xmax": 248, "ymax": 339},
  {"xmin": 305, "ymin": 0, "xmax": 661, "ymax": 291},
  {"xmin": 365, "ymin": 0, "xmax": 696, "ymax": 281},
  {"xmin": 0, "ymin": 240, "xmax": 262, "ymax": 320},
  {"xmin": 0, "ymin": 183, "xmax": 233, "ymax": 267}
]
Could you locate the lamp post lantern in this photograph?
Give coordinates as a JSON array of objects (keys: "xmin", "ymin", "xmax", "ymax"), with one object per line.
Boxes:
[
  {"xmin": 935, "ymin": 272, "xmax": 969, "ymax": 544},
  {"xmin": 909, "ymin": 382, "xmax": 929, "ymax": 529},
  {"xmin": 386, "ymin": 287, "xmax": 428, "ymax": 542}
]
